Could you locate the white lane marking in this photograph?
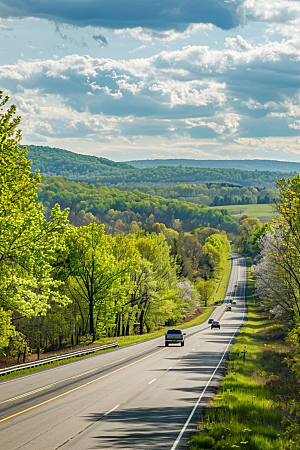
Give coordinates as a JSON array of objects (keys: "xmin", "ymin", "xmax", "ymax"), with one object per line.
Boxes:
[
  {"xmin": 104, "ymin": 404, "xmax": 120, "ymax": 416},
  {"xmin": 148, "ymin": 378, "xmax": 156, "ymax": 385},
  {"xmin": 171, "ymin": 256, "xmax": 246, "ymax": 450}
]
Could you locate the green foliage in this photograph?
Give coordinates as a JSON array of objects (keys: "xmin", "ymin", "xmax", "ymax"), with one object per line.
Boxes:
[
  {"xmin": 179, "ymin": 228, "xmax": 231, "ymax": 283},
  {"xmin": 0, "ymin": 92, "xmax": 69, "ymax": 354},
  {"xmin": 26, "ymin": 144, "xmax": 293, "ymax": 189},
  {"xmin": 37, "ymin": 176, "xmax": 237, "ymax": 233},
  {"xmin": 235, "ymin": 216, "xmax": 262, "ymax": 256},
  {"xmin": 64, "ymin": 223, "xmax": 139, "ymax": 336},
  {"xmin": 117, "ymin": 183, "xmax": 276, "ymax": 207}
]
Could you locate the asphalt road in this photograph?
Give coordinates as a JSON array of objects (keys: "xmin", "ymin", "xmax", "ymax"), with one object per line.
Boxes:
[{"xmin": 0, "ymin": 254, "xmax": 247, "ymax": 450}]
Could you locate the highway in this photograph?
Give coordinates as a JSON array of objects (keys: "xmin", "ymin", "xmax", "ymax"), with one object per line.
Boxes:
[{"xmin": 0, "ymin": 254, "xmax": 247, "ymax": 450}]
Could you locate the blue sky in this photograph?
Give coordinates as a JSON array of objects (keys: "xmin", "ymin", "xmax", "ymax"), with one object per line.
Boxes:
[{"xmin": 1, "ymin": 0, "xmax": 300, "ymax": 162}]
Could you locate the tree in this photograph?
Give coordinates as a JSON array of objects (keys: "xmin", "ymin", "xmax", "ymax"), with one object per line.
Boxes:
[
  {"xmin": 65, "ymin": 223, "xmax": 138, "ymax": 338},
  {"xmin": 235, "ymin": 217, "xmax": 262, "ymax": 256},
  {"xmin": 0, "ymin": 92, "xmax": 69, "ymax": 353},
  {"xmin": 125, "ymin": 232, "xmax": 178, "ymax": 334},
  {"xmin": 196, "ymin": 279, "xmax": 215, "ymax": 307},
  {"xmin": 252, "ymin": 174, "xmax": 300, "ymax": 324}
]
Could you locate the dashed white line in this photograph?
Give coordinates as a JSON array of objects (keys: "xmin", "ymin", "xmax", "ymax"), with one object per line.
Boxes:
[
  {"xmin": 104, "ymin": 404, "xmax": 120, "ymax": 416},
  {"xmin": 148, "ymin": 378, "xmax": 156, "ymax": 385}
]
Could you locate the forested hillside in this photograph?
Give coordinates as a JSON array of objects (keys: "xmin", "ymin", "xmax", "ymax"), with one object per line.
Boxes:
[
  {"xmin": 128, "ymin": 158, "xmax": 300, "ymax": 173},
  {"xmin": 25, "ymin": 145, "xmax": 294, "ymax": 188},
  {"xmin": 38, "ymin": 176, "xmax": 237, "ymax": 234},
  {"xmin": 115, "ymin": 183, "xmax": 276, "ymax": 206}
]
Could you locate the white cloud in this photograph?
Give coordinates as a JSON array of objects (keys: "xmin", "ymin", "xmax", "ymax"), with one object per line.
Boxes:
[
  {"xmin": 115, "ymin": 23, "xmax": 213, "ymax": 43},
  {"xmin": 1, "ymin": 2, "xmax": 300, "ymax": 160}
]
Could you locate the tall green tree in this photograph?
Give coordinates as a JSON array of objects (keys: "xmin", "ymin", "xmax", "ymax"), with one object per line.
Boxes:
[
  {"xmin": 0, "ymin": 92, "xmax": 69, "ymax": 353},
  {"xmin": 65, "ymin": 223, "xmax": 138, "ymax": 338}
]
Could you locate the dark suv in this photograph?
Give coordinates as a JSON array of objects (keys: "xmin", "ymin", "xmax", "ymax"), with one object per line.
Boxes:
[{"xmin": 211, "ymin": 320, "xmax": 220, "ymax": 329}]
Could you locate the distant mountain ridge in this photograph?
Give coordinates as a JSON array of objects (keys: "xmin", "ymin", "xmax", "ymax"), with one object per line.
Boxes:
[
  {"xmin": 23, "ymin": 144, "xmax": 298, "ymax": 188},
  {"xmin": 127, "ymin": 158, "xmax": 299, "ymax": 173}
]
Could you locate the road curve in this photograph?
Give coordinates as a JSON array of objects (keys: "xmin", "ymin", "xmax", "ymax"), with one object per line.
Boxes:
[{"xmin": 0, "ymin": 254, "xmax": 247, "ymax": 450}]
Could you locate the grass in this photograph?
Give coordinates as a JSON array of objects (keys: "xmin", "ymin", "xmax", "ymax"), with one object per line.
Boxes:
[
  {"xmin": 208, "ymin": 256, "xmax": 232, "ymax": 306},
  {"xmin": 214, "ymin": 204, "xmax": 279, "ymax": 224},
  {"xmin": 189, "ymin": 269, "xmax": 294, "ymax": 450},
  {"xmin": 0, "ymin": 307, "xmax": 214, "ymax": 381}
]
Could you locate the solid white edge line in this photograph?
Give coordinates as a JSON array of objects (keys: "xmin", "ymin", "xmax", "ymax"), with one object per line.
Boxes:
[
  {"xmin": 148, "ymin": 378, "xmax": 156, "ymax": 384},
  {"xmin": 170, "ymin": 257, "xmax": 246, "ymax": 450},
  {"xmin": 104, "ymin": 404, "xmax": 120, "ymax": 416}
]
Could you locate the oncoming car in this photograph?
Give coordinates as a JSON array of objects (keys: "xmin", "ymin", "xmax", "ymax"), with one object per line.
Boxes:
[
  {"xmin": 211, "ymin": 320, "xmax": 220, "ymax": 329},
  {"xmin": 165, "ymin": 329, "xmax": 186, "ymax": 347}
]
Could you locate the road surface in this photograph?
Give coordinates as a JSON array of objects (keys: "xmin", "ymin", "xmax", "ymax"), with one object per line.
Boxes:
[{"xmin": 0, "ymin": 254, "xmax": 247, "ymax": 449}]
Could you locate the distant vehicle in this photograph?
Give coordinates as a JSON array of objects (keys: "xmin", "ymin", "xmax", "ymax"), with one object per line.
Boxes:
[
  {"xmin": 232, "ymin": 300, "xmax": 236, "ymax": 305},
  {"xmin": 211, "ymin": 320, "xmax": 220, "ymax": 329},
  {"xmin": 226, "ymin": 306, "xmax": 232, "ymax": 311},
  {"xmin": 165, "ymin": 329, "xmax": 186, "ymax": 347},
  {"xmin": 229, "ymin": 299, "xmax": 233, "ymax": 304},
  {"xmin": 208, "ymin": 318, "xmax": 214, "ymax": 324}
]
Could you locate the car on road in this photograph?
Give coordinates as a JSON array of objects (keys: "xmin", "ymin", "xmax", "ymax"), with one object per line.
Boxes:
[
  {"xmin": 226, "ymin": 306, "xmax": 232, "ymax": 311},
  {"xmin": 165, "ymin": 329, "xmax": 186, "ymax": 347},
  {"xmin": 208, "ymin": 318, "xmax": 214, "ymax": 324},
  {"xmin": 232, "ymin": 300, "xmax": 236, "ymax": 305},
  {"xmin": 211, "ymin": 320, "xmax": 220, "ymax": 329}
]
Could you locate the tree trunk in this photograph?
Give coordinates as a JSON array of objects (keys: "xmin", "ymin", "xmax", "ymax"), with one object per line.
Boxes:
[
  {"xmin": 139, "ymin": 309, "xmax": 145, "ymax": 335},
  {"xmin": 89, "ymin": 295, "xmax": 94, "ymax": 336}
]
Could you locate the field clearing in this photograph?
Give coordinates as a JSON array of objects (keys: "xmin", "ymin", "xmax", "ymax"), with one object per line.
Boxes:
[{"xmin": 214, "ymin": 203, "xmax": 279, "ymax": 223}]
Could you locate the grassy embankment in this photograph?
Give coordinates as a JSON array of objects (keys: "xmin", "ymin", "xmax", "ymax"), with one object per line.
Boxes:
[
  {"xmin": 214, "ymin": 204, "xmax": 278, "ymax": 224},
  {"xmin": 208, "ymin": 256, "xmax": 232, "ymax": 306},
  {"xmin": 189, "ymin": 270, "xmax": 294, "ymax": 450}
]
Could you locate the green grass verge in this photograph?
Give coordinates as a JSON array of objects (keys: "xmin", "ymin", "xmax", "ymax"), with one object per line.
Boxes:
[
  {"xmin": 189, "ymin": 269, "xmax": 292, "ymax": 450},
  {"xmin": 208, "ymin": 256, "xmax": 232, "ymax": 306},
  {"xmin": 0, "ymin": 307, "xmax": 214, "ymax": 381},
  {"xmin": 214, "ymin": 204, "xmax": 278, "ymax": 224}
]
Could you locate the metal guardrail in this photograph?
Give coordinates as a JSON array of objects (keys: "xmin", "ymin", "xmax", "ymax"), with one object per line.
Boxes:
[{"xmin": 0, "ymin": 342, "xmax": 119, "ymax": 376}]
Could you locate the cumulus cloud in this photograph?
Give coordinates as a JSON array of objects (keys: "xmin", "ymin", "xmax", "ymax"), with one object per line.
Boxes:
[
  {"xmin": 1, "ymin": 0, "xmax": 300, "ymax": 159},
  {"xmin": 1, "ymin": 24, "xmax": 300, "ymax": 144},
  {"xmin": 0, "ymin": 0, "xmax": 245, "ymax": 31},
  {"xmin": 245, "ymin": 0, "xmax": 300, "ymax": 24}
]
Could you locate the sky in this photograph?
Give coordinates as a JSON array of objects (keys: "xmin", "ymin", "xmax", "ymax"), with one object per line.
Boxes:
[{"xmin": 1, "ymin": 1, "xmax": 300, "ymax": 162}]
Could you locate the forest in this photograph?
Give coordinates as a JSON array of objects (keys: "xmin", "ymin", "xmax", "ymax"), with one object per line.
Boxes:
[
  {"xmin": 25, "ymin": 144, "xmax": 295, "ymax": 189},
  {"xmin": 37, "ymin": 176, "xmax": 238, "ymax": 234},
  {"xmin": 1, "ymin": 93, "xmax": 232, "ymax": 360},
  {"xmin": 114, "ymin": 183, "xmax": 276, "ymax": 206}
]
